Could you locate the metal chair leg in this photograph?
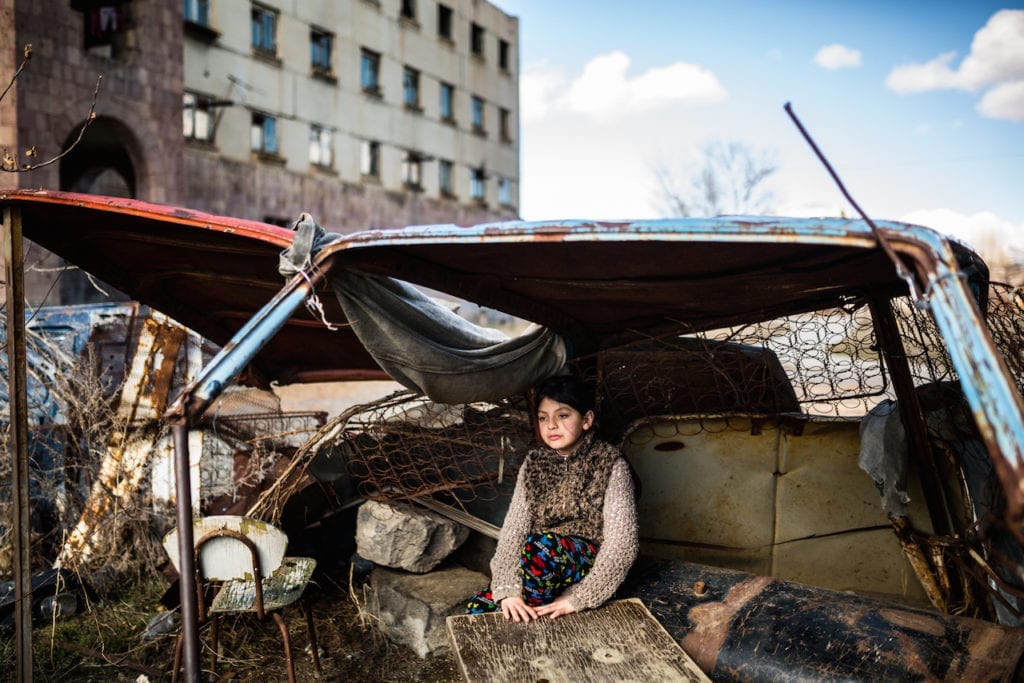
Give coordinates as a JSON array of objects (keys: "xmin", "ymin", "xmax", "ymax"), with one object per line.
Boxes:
[
  {"xmin": 171, "ymin": 632, "xmax": 184, "ymax": 683},
  {"xmin": 272, "ymin": 611, "xmax": 296, "ymax": 683},
  {"xmin": 302, "ymin": 599, "xmax": 322, "ymax": 676}
]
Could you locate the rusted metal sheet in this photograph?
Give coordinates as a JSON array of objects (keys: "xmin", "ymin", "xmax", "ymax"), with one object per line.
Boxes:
[
  {"xmin": 56, "ymin": 313, "xmax": 191, "ymax": 567},
  {"xmin": 628, "ymin": 559, "xmax": 1024, "ymax": 681}
]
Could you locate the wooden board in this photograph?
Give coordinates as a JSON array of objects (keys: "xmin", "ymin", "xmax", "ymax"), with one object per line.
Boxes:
[{"xmin": 446, "ymin": 598, "xmax": 710, "ymax": 683}]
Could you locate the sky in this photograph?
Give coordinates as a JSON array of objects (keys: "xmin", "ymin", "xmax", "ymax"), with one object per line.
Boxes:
[{"xmin": 497, "ymin": 1, "xmax": 1024, "ymax": 257}]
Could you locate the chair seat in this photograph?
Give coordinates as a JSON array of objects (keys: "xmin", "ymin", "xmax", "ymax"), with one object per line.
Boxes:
[{"xmin": 210, "ymin": 556, "xmax": 316, "ymax": 613}]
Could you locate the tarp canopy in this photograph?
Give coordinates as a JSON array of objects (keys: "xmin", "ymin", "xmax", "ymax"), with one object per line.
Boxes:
[{"xmin": 279, "ymin": 214, "xmax": 567, "ymax": 404}]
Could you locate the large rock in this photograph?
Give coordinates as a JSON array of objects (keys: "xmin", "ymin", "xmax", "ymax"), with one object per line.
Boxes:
[
  {"xmin": 368, "ymin": 564, "xmax": 487, "ymax": 657},
  {"xmin": 356, "ymin": 500, "xmax": 469, "ymax": 573}
]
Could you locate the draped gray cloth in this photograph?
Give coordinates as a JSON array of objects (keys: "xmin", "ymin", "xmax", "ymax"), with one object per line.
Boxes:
[
  {"xmin": 279, "ymin": 214, "xmax": 567, "ymax": 404},
  {"xmin": 858, "ymin": 399, "xmax": 910, "ymax": 517}
]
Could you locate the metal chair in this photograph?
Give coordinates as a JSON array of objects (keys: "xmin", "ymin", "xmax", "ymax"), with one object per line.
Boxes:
[{"xmin": 163, "ymin": 515, "xmax": 321, "ymax": 683}]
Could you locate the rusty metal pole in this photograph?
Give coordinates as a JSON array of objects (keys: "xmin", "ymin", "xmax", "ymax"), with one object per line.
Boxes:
[
  {"xmin": 172, "ymin": 423, "xmax": 200, "ymax": 682},
  {"xmin": 3, "ymin": 205, "xmax": 33, "ymax": 682}
]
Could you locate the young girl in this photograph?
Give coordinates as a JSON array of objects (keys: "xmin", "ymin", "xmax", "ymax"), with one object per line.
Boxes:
[{"xmin": 466, "ymin": 374, "xmax": 639, "ymax": 621}]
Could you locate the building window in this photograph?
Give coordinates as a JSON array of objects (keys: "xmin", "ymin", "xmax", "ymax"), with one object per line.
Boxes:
[
  {"xmin": 471, "ymin": 96, "xmax": 485, "ymax": 134},
  {"xmin": 498, "ymin": 39, "xmax": 510, "ymax": 71},
  {"xmin": 440, "ymin": 82, "xmax": 454, "ymax": 123},
  {"xmin": 183, "ymin": 93, "xmax": 215, "ymax": 143},
  {"xmin": 311, "ymin": 28, "xmax": 333, "ymax": 75},
  {"xmin": 402, "ymin": 152, "xmax": 423, "ymax": 190},
  {"xmin": 183, "ymin": 0, "xmax": 210, "ymax": 26},
  {"xmin": 499, "ymin": 107, "xmax": 511, "ymax": 142},
  {"xmin": 498, "ymin": 176, "xmax": 512, "ymax": 206},
  {"xmin": 360, "ymin": 140, "xmax": 380, "ymax": 178},
  {"xmin": 361, "ymin": 48, "xmax": 381, "ymax": 94},
  {"xmin": 251, "ymin": 4, "xmax": 277, "ymax": 55},
  {"xmin": 310, "ymin": 125, "xmax": 333, "ymax": 168},
  {"xmin": 439, "ymin": 159, "xmax": 454, "ymax": 197},
  {"xmin": 403, "ymin": 67, "xmax": 420, "ymax": 109},
  {"xmin": 251, "ymin": 112, "xmax": 278, "ymax": 155},
  {"xmin": 470, "ymin": 166, "xmax": 486, "ymax": 202},
  {"xmin": 83, "ymin": 4, "xmax": 128, "ymax": 56},
  {"xmin": 437, "ymin": 4, "xmax": 453, "ymax": 40},
  {"xmin": 400, "ymin": 0, "xmax": 416, "ymax": 21},
  {"xmin": 470, "ymin": 23, "xmax": 484, "ymax": 57}
]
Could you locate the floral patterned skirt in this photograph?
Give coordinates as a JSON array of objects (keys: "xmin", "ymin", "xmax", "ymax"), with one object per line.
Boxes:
[{"xmin": 465, "ymin": 531, "xmax": 600, "ymax": 613}]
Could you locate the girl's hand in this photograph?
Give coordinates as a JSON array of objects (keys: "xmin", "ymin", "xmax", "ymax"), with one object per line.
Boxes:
[
  {"xmin": 500, "ymin": 596, "xmax": 538, "ymax": 622},
  {"xmin": 534, "ymin": 597, "xmax": 575, "ymax": 619}
]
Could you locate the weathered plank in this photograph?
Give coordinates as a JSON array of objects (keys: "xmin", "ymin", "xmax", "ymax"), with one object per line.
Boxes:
[{"xmin": 446, "ymin": 598, "xmax": 710, "ymax": 683}]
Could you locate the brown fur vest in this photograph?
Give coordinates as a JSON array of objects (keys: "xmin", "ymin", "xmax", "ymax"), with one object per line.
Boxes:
[{"xmin": 523, "ymin": 431, "xmax": 620, "ymax": 544}]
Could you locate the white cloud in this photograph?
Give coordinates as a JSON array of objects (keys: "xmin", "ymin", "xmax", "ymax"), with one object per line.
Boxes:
[
  {"xmin": 885, "ymin": 9, "xmax": 1024, "ymax": 121},
  {"xmin": 522, "ymin": 50, "xmax": 726, "ymax": 123},
  {"xmin": 520, "ymin": 61, "xmax": 566, "ymax": 122},
  {"xmin": 899, "ymin": 207, "xmax": 1024, "ymax": 255},
  {"xmin": 814, "ymin": 44, "xmax": 862, "ymax": 70},
  {"xmin": 886, "ymin": 51, "xmax": 961, "ymax": 93},
  {"xmin": 978, "ymin": 80, "xmax": 1024, "ymax": 121},
  {"xmin": 958, "ymin": 9, "xmax": 1024, "ymax": 89}
]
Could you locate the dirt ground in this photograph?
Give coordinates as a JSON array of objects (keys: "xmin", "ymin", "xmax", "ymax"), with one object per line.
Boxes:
[
  {"xmin": 273, "ymin": 571, "xmax": 462, "ymax": 683},
  {"xmin": 3, "ymin": 566, "xmax": 463, "ymax": 682}
]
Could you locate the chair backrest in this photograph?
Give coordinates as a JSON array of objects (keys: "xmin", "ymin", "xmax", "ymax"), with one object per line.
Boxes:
[{"xmin": 163, "ymin": 515, "xmax": 287, "ymax": 581}]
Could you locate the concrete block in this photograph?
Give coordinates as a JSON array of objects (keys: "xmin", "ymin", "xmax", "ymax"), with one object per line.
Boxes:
[
  {"xmin": 356, "ymin": 500, "xmax": 469, "ymax": 573},
  {"xmin": 368, "ymin": 564, "xmax": 487, "ymax": 657}
]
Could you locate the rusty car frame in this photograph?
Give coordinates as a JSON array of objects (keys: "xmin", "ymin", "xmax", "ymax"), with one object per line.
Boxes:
[{"xmin": 4, "ymin": 189, "xmax": 1024, "ymax": 680}]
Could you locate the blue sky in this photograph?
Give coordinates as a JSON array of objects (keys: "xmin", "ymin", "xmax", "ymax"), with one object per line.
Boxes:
[{"xmin": 498, "ymin": 1, "xmax": 1024, "ymax": 258}]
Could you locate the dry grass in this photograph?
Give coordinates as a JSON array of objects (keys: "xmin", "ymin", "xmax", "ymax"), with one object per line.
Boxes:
[{"xmin": 1, "ymin": 568, "xmax": 460, "ymax": 682}]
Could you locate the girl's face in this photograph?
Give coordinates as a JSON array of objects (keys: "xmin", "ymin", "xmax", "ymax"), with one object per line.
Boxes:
[{"xmin": 536, "ymin": 397, "xmax": 594, "ymax": 455}]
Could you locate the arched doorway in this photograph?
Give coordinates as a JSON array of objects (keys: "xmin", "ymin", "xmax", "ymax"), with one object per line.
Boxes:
[
  {"xmin": 60, "ymin": 115, "xmax": 139, "ymax": 197},
  {"xmin": 54, "ymin": 116, "xmax": 142, "ymax": 303}
]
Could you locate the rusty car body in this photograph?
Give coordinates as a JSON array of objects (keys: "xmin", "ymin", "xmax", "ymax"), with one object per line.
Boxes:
[{"xmin": 4, "ymin": 189, "xmax": 1024, "ymax": 680}]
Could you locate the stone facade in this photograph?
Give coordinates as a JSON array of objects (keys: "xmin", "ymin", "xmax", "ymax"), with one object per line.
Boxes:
[{"xmin": 6, "ymin": 0, "xmax": 185, "ymax": 203}]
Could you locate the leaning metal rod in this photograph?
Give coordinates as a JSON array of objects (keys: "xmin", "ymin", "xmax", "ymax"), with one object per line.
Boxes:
[
  {"xmin": 164, "ymin": 259, "xmax": 334, "ymax": 682},
  {"xmin": 4, "ymin": 206, "xmax": 32, "ymax": 682},
  {"xmin": 784, "ymin": 102, "xmax": 923, "ymax": 302},
  {"xmin": 164, "ymin": 263, "xmax": 332, "ymax": 423}
]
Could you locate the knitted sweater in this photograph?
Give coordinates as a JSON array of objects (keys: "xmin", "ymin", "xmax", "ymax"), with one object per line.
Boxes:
[{"xmin": 489, "ymin": 434, "xmax": 640, "ymax": 611}]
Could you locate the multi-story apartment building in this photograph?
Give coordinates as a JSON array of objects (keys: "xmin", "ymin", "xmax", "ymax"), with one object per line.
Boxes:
[{"xmin": 0, "ymin": 0, "xmax": 519, "ymax": 302}]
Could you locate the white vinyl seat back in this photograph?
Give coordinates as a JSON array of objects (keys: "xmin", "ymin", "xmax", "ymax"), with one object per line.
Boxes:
[{"xmin": 163, "ymin": 515, "xmax": 287, "ymax": 582}]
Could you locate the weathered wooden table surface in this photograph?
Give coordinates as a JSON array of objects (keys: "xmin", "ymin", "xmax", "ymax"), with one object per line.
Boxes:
[{"xmin": 446, "ymin": 598, "xmax": 710, "ymax": 682}]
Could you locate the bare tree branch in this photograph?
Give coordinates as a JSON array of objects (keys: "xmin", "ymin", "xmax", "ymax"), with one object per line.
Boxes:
[
  {"xmin": 0, "ymin": 44, "xmax": 32, "ymax": 104},
  {"xmin": 1, "ymin": 44, "xmax": 103, "ymax": 173},
  {"xmin": 652, "ymin": 139, "xmax": 778, "ymax": 218}
]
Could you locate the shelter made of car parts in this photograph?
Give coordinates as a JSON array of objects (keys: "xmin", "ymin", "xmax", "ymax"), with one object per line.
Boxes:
[{"xmin": 4, "ymin": 190, "xmax": 1024, "ymax": 681}]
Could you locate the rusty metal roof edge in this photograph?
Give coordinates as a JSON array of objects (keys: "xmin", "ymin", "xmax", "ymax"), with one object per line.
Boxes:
[
  {"xmin": 923, "ymin": 251, "xmax": 1024, "ymax": 514},
  {"xmin": 0, "ymin": 189, "xmax": 297, "ymax": 247},
  {"xmin": 0, "ymin": 191, "xmax": 971, "ymax": 272},
  {"xmin": 314, "ymin": 216, "xmax": 961, "ymax": 260}
]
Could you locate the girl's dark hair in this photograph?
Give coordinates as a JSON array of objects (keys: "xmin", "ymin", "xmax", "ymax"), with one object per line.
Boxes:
[{"xmin": 536, "ymin": 374, "xmax": 595, "ymax": 415}]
